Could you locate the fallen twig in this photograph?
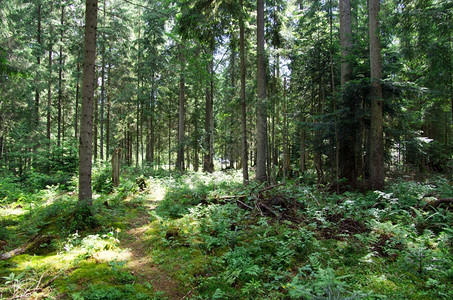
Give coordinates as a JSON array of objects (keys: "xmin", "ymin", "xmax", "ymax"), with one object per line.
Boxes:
[
  {"xmin": 258, "ymin": 202, "xmax": 280, "ymax": 218},
  {"xmin": 236, "ymin": 199, "xmax": 254, "ymax": 211},
  {"xmin": 258, "ymin": 182, "xmax": 285, "ymax": 195}
]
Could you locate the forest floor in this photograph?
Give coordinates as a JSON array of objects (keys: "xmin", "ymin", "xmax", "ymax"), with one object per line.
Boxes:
[
  {"xmin": 0, "ymin": 168, "xmax": 452, "ymax": 299},
  {"xmin": 120, "ymin": 185, "xmax": 184, "ymax": 299}
]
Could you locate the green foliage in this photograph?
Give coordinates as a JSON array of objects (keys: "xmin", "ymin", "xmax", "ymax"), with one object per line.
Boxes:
[
  {"xmin": 1, "ymin": 169, "xmax": 452, "ymax": 299},
  {"xmin": 92, "ymin": 163, "xmax": 114, "ymax": 194}
]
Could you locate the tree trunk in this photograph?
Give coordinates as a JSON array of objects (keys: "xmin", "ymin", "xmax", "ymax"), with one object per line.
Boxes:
[
  {"xmin": 57, "ymin": 4, "xmax": 64, "ymax": 148},
  {"xmin": 100, "ymin": 1, "xmax": 106, "ymax": 161},
  {"xmin": 79, "ymin": 0, "xmax": 98, "ymax": 205},
  {"xmin": 338, "ymin": 0, "xmax": 357, "ymax": 187},
  {"xmin": 240, "ymin": 0, "xmax": 248, "ymax": 184},
  {"xmin": 168, "ymin": 97, "xmax": 172, "ymax": 171},
  {"xmin": 369, "ymin": 0, "xmax": 384, "ymax": 190},
  {"xmin": 283, "ymin": 78, "xmax": 289, "ymax": 179},
  {"xmin": 203, "ymin": 49, "xmax": 214, "ymax": 173},
  {"xmin": 112, "ymin": 147, "xmax": 121, "ymax": 187},
  {"xmin": 75, "ymin": 55, "xmax": 81, "ymax": 142},
  {"xmin": 47, "ymin": 2, "xmax": 53, "ymax": 143},
  {"xmin": 256, "ymin": 0, "xmax": 267, "ymax": 183},
  {"xmin": 35, "ymin": 3, "xmax": 41, "ymax": 127},
  {"xmin": 106, "ymin": 62, "xmax": 111, "ymax": 158},
  {"xmin": 299, "ymin": 121, "xmax": 306, "ymax": 174},
  {"xmin": 176, "ymin": 45, "xmax": 185, "ymax": 171},
  {"xmin": 93, "ymin": 87, "xmax": 98, "ymax": 161}
]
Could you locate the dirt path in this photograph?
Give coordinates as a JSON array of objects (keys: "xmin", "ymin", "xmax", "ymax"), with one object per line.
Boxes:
[{"xmin": 120, "ymin": 185, "xmax": 185, "ymax": 299}]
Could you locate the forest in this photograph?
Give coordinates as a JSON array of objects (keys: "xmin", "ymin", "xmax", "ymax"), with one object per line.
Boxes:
[{"xmin": 0, "ymin": 0, "xmax": 452, "ymax": 299}]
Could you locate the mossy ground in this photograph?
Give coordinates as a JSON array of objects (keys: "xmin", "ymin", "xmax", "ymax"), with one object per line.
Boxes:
[{"xmin": 0, "ymin": 170, "xmax": 452, "ymax": 299}]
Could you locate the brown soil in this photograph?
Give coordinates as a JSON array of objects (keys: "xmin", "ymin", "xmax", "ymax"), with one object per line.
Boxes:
[{"xmin": 121, "ymin": 189, "xmax": 185, "ymax": 299}]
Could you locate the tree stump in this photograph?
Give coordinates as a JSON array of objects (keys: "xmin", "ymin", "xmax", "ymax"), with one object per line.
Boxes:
[{"xmin": 112, "ymin": 147, "xmax": 122, "ymax": 187}]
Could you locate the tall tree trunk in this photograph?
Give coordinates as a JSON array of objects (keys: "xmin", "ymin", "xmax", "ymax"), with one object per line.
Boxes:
[
  {"xmin": 283, "ymin": 78, "xmax": 289, "ymax": 178},
  {"xmin": 79, "ymin": 0, "xmax": 98, "ymax": 205},
  {"xmin": 106, "ymin": 62, "xmax": 111, "ymax": 158},
  {"xmin": 47, "ymin": 2, "xmax": 53, "ymax": 143},
  {"xmin": 93, "ymin": 87, "xmax": 98, "ymax": 162},
  {"xmin": 176, "ymin": 45, "xmax": 185, "ymax": 171},
  {"xmin": 256, "ymin": 0, "xmax": 267, "ymax": 182},
  {"xmin": 168, "ymin": 98, "xmax": 172, "ymax": 171},
  {"xmin": 203, "ymin": 48, "xmax": 214, "ymax": 173},
  {"xmin": 136, "ymin": 24, "xmax": 141, "ymax": 168},
  {"xmin": 240, "ymin": 0, "xmax": 248, "ymax": 184},
  {"xmin": 368, "ymin": 0, "xmax": 384, "ymax": 190},
  {"xmin": 57, "ymin": 4, "xmax": 64, "ymax": 148},
  {"xmin": 75, "ymin": 54, "xmax": 81, "ymax": 142},
  {"xmin": 339, "ymin": 0, "xmax": 356, "ymax": 187},
  {"xmin": 150, "ymin": 74, "xmax": 155, "ymax": 163},
  {"xmin": 35, "ymin": 3, "xmax": 41, "ymax": 127},
  {"xmin": 330, "ymin": 0, "xmax": 339, "ymax": 193},
  {"xmin": 99, "ymin": 0, "xmax": 106, "ymax": 161}
]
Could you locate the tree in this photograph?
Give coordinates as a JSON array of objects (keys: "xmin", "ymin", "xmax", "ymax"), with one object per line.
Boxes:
[
  {"xmin": 338, "ymin": 0, "xmax": 357, "ymax": 187},
  {"xmin": 239, "ymin": 0, "xmax": 248, "ymax": 184},
  {"xmin": 176, "ymin": 44, "xmax": 186, "ymax": 171},
  {"xmin": 368, "ymin": 0, "xmax": 384, "ymax": 189},
  {"xmin": 79, "ymin": 0, "xmax": 98, "ymax": 205},
  {"xmin": 256, "ymin": 0, "xmax": 267, "ymax": 183}
]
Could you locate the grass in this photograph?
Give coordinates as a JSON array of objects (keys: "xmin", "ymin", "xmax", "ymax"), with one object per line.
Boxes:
[{"xmin": 0, "ymin": 168, "xmax": 452, "ymax": 299}]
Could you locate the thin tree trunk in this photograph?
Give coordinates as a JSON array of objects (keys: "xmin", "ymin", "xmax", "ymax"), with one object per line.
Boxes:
[
  {"xmin": 106, "ymin": 62, "xmax": 111, "ymax": 158},
  {"xmin": 299, "ymin": 119, "xmax": 306, "ymax": 174},
  {"xmin": 168, "ymin": 97, "xmax": 172, "ymax": 171},
  {"xmin": 177, "ymin": 45, "xmax": 185, "ymax": 171},
  {"xmin": 330, "ymin": 0, "xmax": 339, "ymax": 193},
  {"xmin": 203, "ymin": 49, "xmax": 214, "ymax": 173},
  {"xmin": 75, "ymin": 54, "xmax": 81, "ymax": 141},
  {"xmin": 35, "ymin": 3, "xmax": 41, "ymax": 127},
  {"xmin": 256, "ymin": 0, "xmax": 267, "ymax": 182},
  {"xmin": 100, "ymin": 1, "xmax": 106, "ymax": 161},
  {"xmin": 240, "ymin": 0, "xmax": 248, "ymax": 184},
  {"xmin": 369, "ymin": 0, "xmax": 384, "ymax": 190},
  {"xmin": 93, "ymin": 86, "xmax": 98, "ymax": 161},
  {"xmin": 47, "ymin": 2, "xmax": 53, "ymax": 143},
  {"xmin": 79, "ymin": 0, "xmax": 98, "ymax": 205},
  {"xmin": 283, "ymin": 78, "xmax": 289, "ymax": 179},
  {"xmin": 57, "ymin": 4, "xmax": 64, "ymax": 148}
]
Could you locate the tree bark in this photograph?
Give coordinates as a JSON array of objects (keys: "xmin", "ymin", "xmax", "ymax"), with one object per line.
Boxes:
[
  {"xmin": 75, "ymin": 54, "xmax": 81, "ymax": 142},
  {"xmin": 338, "ymin": 0, "xmax": 357, "ymax": 187},
  {"xmin": 100, "ymin": 0, "xmax": 106, "ymax": 161},
  {"xmin": 79, "ymin": 0, "xmax": 98, "ymax": 205},
  {"xmin": 256, "ymin": 0, "xmax": 267, "ymax": 183},
  {"xmin": 35, "ymin": 2, "xmax": 41, "ymax": 127},
  {"xmin": 203, "ymin": 48, "xmax": 214, "ymax": 173},
  {"xmin": 176, "ymin": 45, "xmax": 185, "ymax": 171},
  {"xmin": 369, "ymin": 0, "xmax": 384, "ymax": 190},
  {"xmin": 240, "ymin": 0, "xmax": 249, "ymax": 184},
  {"xmin": 57, "ymin": 4, "xmax": 64, "ymax": 148},
  {"xmin": 47, "ymin": 2, "xmax": 53, "ymax": 143},
  {"xmin": 106, "ymin": 62, "xmax": 111, "ymax": 158},
  {"xmin": 112, "ymin": 147, "xmax": 121, "ymax": 187}
]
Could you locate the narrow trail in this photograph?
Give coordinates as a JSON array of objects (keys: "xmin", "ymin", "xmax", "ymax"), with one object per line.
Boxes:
[{"xmin": 120, "ymin": 185, "xmax": 185, "ymax": 299}]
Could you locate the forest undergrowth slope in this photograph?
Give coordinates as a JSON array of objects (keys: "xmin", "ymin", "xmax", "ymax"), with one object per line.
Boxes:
[{"xmin": 0, "ymin": 168, "xmax": 452, "ymax": 299}]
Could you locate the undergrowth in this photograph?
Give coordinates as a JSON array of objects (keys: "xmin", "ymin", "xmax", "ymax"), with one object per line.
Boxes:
[{"xmin": 0, "ymin": 167, "xmax": 452, "ymax": 299}]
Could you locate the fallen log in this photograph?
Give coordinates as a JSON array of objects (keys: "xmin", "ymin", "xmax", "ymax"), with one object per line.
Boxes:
[
  {"xmin": 423, "ymin": 197, "xmax": 453, "ymax": 209},
  {"xmin": 0, "ymin": 235, "xmax": 50, "ymax": 261}
]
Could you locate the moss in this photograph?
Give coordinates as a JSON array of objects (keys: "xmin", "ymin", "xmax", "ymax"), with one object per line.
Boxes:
[{"xmin": 54, "ymin": 261, "xmax": 114, "ymax": 293}]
